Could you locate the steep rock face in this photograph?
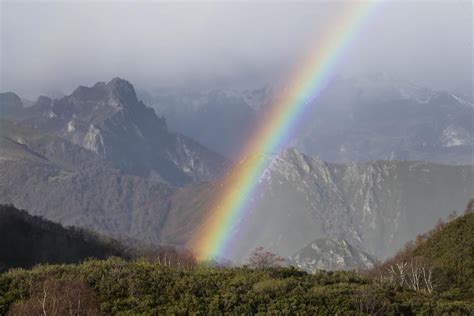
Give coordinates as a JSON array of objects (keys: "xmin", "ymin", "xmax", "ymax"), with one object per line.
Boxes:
[
  {"xmin": 198, "ymin": 149, "xmax": 474, "ymax": 263},
  {"xmin": 290, "ymin": 238, "xmax": 375, "ymax": 272},
  {"xmin": 16, "ymin": 78, "xmax": 226, "ymax": 186}
]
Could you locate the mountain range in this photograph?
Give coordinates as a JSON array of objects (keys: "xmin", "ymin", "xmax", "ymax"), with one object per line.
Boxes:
[
  {"xmin": 144, "ymin": 73, "xmax": 473, "ymax": 164},
  {"xmin": 1, "ymin": 76, "xmax": 473, "ymax": 270},
  {"xmin": 1, "ymin": 118, "xmax": 472, "ymax": 266},
  {"xmin": 295, "ymin": 74, "xmax": 474, "ymax": 164},
  {"xmin": 1, "ymin": 78, "xmax": 226, "ymax": 186},
  {"xmin": 175, "ymin": 149, "xmax": 473, "ymax": 263}
]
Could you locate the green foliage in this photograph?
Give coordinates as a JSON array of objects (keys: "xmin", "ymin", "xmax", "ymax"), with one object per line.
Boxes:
[
  {"xmin": 368, "ymin": 210, "xmax": 474, "ymax": 300},
  {"xmin": 1, "ymin": 258, "xmax": 473, "ymax": 315},
  {"xmin": 1, "ymin": 205, "xmax": 473, "ymax": 314},
  {"xmin": 414, "ymin": 212, "xmax": 474, "ymax": 298}
]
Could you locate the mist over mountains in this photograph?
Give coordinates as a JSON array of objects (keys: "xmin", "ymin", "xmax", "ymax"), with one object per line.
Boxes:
[
  {"xmin": 2, "ymin": 78, "xmax": 226, "ymax": 186},
  {"xmin": 145, "ymin": 74, "xmax": 473, "ymax": 164},
  {"xmin": 1, "ymin": 2, "xmax": 473, "ymax": 313},
  {"xmin": 1, "ymin": 76, "xmax": 473, "ymax": 270},
  {"xmin": 218, "ymin": 149, "xmax": 473, "ymax": 262}
]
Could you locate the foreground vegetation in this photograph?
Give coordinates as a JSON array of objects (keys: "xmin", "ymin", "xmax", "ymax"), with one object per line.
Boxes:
[
  {"xmin": 1, "ymin": 258, "xmax": 473, "ymax": 315},
  {"xmin": 367, "ymin": 209, "xmax": 474, "ymax": 302},
  {"xmin": 1, "ymin": 203, "xmax": 473, "ymax": 314}
]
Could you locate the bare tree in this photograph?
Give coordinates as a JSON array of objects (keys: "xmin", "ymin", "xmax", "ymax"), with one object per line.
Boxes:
[
  {"xmin": 382, "ymin": 256, "xmax": 435, "ymax": 294},
  {"xmin": 421, "ymin": 264, "xmax": 434, "ymax": 294},
  {"xmin": 365, "ymin": 241, "xmax": 436, "ymax": 294},
  {"xmin": 141, "ymin": 245, "xmax": 196, "ymax": 269},
  {"xmin": 248, "ymin": 247, "xmax": 285, "ymax": 269},
  {"xmin": 8, "ymin": 279, "xmax": 100, "ymax": 316},
  {"xmin": 407, "ymin": 258, "xmax": 421, "ymax": 291},
  {"xmin": 387, "ymin": 261, "xmax": 407, "ymax": 287}
]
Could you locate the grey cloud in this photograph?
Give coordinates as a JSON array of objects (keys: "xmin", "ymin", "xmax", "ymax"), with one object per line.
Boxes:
[{"xmin": 1, "ymin": 1, "xmax": 472, "ymax": 99}]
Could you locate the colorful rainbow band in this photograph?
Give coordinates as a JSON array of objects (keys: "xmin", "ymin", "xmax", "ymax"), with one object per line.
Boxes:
[{"xmin": 191, "ymin": 1, "xmax": 378, "ymax": 261}]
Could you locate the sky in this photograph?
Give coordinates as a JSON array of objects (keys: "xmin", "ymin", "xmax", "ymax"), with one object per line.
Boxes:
[{"xmin": 1, "ymin": 0, "xmax": 472, "ymax": 100}]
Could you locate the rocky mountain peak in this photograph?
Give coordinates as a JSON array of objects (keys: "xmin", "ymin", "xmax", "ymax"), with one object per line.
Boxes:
[
  {"xmin": 274, "ymin": 148, "xmax": 326, "ymax": 176},
  {"xmin": 2, "ymin": 78, "xmax": 226, "ymax": 186},
  {"xmin": 105, "ymin": 77, "xmax": 139, "ymax": 107},
  {"xmin": 70, "ymin": 84, "xmax": 107, "ymax": 102},
  {"xmin": 68, "ymin": 78, "xmax": 139, "ymax": 110},
  {"xmin": 0, "ymin": 92, "xmax": 23, "ymax": 116},
  {"xmin": 280, "ymin": 148, "xmax": 324, "ymax": 164},
  {"xmin": 35, "ymin": 96, "xmax": 53, "ymax": 108}
]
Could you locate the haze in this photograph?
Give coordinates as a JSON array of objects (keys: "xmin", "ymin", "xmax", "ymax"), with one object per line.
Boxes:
[{"xmin": 1, "ymin": 1, "xmax": 472, "ymax": 100}]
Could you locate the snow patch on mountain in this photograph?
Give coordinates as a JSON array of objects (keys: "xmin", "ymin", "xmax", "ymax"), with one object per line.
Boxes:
[
  {"xmin": 451, "ymin": 94, "xmax": 474, "ymax": 109},
  {"xmin": 441, "ymin": 126, "xmax": 472, "ymax": 147},
  {"xmin": 83, "ymin": 125, "xmax": 106, "ymax": 156}
]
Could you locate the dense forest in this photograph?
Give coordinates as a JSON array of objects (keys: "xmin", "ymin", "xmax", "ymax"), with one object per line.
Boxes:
[
  {"xmin": 0, "ymin": 204, "xmax": 196, "ymax": 273},
  {"xmin": 0, "ymin": 203, "xmax": 473, "ymax": 314},
  {"xmin": 0, "ymin": 204, "xmax": 127, "ymax": 271}
]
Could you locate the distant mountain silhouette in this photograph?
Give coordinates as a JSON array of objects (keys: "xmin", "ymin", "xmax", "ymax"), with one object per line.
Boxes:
[
  {"xmin": 143, "ymin": 74, "xmax": 474, "ymax": 164},
  {"xmin": 1, "ymin": 78, "xmax": 227, "ymax": 186}
]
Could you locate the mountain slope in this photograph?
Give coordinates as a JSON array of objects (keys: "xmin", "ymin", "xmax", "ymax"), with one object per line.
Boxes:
[
  {"xmin": 371, "ymin": 209, "xmax": 474, "ymax": 299},
  {"xmin": 294, "ymin": 74, "xmax": 474, "ymax": 164},
  {"xmin": 147, "ymin": 89, "xmax": 258, "ymax": 158},
  {"xmin": 0, "ymin": 204, "xmax": 126, "ymax": 271},
  {"xmin": 165, "ymin": 149, "xmax": 473, "ymax": 263},
  {"xmin": 143, "ymin": 74, "xmax": 474, "ymax": 164},
  {"xmin": 414, "ymin": 211, "xmax": 474, "ymax": 298},
  {"xmin": 0, "ymin": 92, "xmax": 24, "ymax": 117},
  {"xmin": 0, "ymin": 120, "xmax": 177, "ymax": 244},
  {"xmin": 1, "ymin": 121, "xmax": 472, "ymax": 266},
  {"xmin": 5, "ymin": 78, "xmax": 227, "ymax": 186},
  {"xmin": 290, "ymin": 238, "xmax": 376, "ymax": 272},
  {"xmin": 225, "ymin": 149, "xmax": 473, "ymax": 261}
]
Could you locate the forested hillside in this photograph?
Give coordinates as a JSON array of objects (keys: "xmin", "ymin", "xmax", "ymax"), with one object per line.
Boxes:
[
  {"xmin": 367, "ymin": 203, "xmax": 474, "ymax": 300},
  {"xmin": 0, "ymin": 204, "xmax": 126, "ymax": 271},
  {"xmin": 414, "ymin": 210, "xmax": 474, "ymax": 298}
]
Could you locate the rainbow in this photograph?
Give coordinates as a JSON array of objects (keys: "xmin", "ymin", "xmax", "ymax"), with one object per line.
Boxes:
[{"xmin": 191, "ymin": 1, "xmax": 378, "ymax": 261}]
